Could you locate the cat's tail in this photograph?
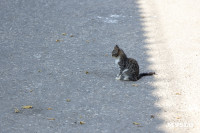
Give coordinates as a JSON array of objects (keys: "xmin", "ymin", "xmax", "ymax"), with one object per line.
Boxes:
[{"xmin": 138, "ymin": 72, "xmax": 155, "ymax": 80}]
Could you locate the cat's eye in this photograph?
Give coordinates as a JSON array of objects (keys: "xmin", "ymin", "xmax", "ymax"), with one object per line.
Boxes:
[{"xmin": 112, "ymin": 49, "xmax": 118, "ymax": 57}]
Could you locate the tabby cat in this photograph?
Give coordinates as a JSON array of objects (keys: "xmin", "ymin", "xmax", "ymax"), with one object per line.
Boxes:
[{"xmin": 112, "ymin": 45, "xmax": 155, "ymax": 81}]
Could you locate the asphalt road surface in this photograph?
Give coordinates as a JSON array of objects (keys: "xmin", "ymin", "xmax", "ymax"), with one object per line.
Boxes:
[{"xmin": 0, "ymin": 0, "xmax": 161, "ymax": 133}]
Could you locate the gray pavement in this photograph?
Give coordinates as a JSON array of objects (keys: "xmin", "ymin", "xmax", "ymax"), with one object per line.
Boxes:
[{"xmin": 0, "ymin": 0, "xmax": 163, "ymax": 133}]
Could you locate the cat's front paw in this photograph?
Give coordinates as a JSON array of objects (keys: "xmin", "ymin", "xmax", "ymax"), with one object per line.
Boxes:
[
  {"xmin": 115, "ymin": 77, "xmax": 120, "ymax": 80},
  {"xmin": 115, "ymin": 75, "xmax": 121, "ymax": 80}
]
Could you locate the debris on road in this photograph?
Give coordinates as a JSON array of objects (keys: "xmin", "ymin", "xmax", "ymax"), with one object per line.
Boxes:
[
  {"xmin": 22, "ymin": 105, "xmax": 33, "ymax": 109},
  {"xmin": 80, "ymin": 121, "xmax": 85, "ymax": 125},
  {"xmin": 132, "ymin": 84, "xmax": 138, "ymax": 87},
  {"xmin": 66, "ymin": 99, "xmax": 71, "ymax": 102},
  {"xmin": 14, "ymin": 108, "xmax": 20, "ymax": 113},
  {"xmin": 133, "ymin": 122, "xmax": 140, "ymax": 125},
  {"xmin": 62, "ymin": 33, "xmax": 67, "ymax": 36},
  {"xmin": 85, "ymin": 71, "xmax": 89, "ymax": 74},
  {"xmin": 48, "ymin": 118, "xmax": 55, "ymax": 120}
]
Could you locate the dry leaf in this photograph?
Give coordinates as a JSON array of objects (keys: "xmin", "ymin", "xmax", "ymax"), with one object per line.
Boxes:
[
  {"xmin": 85, "ymin": 71, "xmax": 89, "ymax": 74},
  {"xmin": 105, "ymin": 54, "xmax": 108, "ymax": 56},
  {"xmin": 38, "ymin": 70, "xmax": 41, "ymax": 72},
  {"xmin": 132, "ymin": 84, "xmax": 138, "ymax": 87},
  {"xmin": 80, "ymin": 121, "xmax": 85, "ymax": 125},
  {"xmin": 62, "ymin": 33, "xmax": 67, "ymax": 36},
  {"xmin": 22, "ymin": 105, "xmax": 33, "ymax": 109},
  {"xmin": 47, "ymin": 108, "xmax": 52, "ymax": 110},
  {"xmin": 15, "ymin": 108, "xmax": 20, "ymax": 113},
  {"xmin": 66, "ymin": 99, "xmax": 71, "ymax": 102},
  {"xmin": 86, "ymin": 40, "xmax": 90, "ymax": 43},
  {"xmin": 30, "ymin": 90, "xmax": 33, "ymax": 92},
  {"xmin": 48, "ymin": 118, "xmax": 55, "ymax": 120},
  {"xmin": 56, "ymin": 39, "xmax": 60, "ymax": 42},
  {"xmin": 133, "ymin": 122, "xmax": 140, "ymax": 125},
  {"xmin": 70, "ymin": 35, "xmax": 74, "ymax": 37},
  {"xmin": 175, "ymin": 93, "xmax": 181, "ymax": 95},
  {"xmin": 176, "ymin": 117, "xmax": 181, "ymax": 119}
]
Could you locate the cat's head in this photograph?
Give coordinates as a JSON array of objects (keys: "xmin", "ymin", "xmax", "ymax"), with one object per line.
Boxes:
[{"xmin": 112, "ymin": 45, "xmax": 120, "ymax": 57}]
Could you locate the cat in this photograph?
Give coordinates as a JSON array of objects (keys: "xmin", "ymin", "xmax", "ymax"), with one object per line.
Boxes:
[{"xmin": 112, "ymin": 45, "xmax": 155, "ymax": 81}]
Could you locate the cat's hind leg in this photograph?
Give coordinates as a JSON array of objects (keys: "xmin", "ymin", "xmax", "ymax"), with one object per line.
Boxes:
[
  {"xmin": 121, "ymin": 69, "xmax": 130, "ymax": 81},
  {"xmin": 123, "ymin": 75, "xmax": 129, "ymax": 81},
  {"xmin": 129, "ymin": 76, "xmax": 138, "ymax": 81}
]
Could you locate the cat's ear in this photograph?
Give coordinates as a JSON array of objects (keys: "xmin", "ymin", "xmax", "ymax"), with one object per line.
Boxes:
[{"xmin": 115, "ymin": 45, "xmax": 119, "ymax": 48}]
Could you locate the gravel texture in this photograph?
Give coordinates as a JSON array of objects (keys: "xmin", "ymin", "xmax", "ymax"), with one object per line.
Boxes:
[{"xmin": 0, "ymin": 0, "xmax": 162, "ymax": 133}]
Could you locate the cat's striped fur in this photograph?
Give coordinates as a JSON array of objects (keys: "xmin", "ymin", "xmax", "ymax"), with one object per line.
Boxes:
[{"xmin": 112, "ymin": 45, "xmax": 155, "ymax": 81}]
